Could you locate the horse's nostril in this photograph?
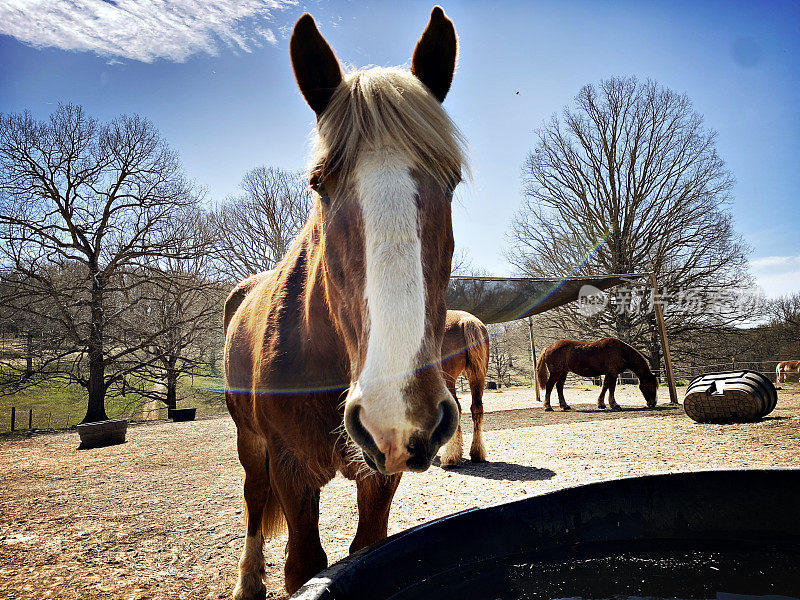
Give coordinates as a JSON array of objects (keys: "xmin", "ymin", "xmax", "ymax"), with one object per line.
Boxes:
[
  {"xmin": 343, "ymin": 404, "xmax": 385, "ymax": 470},
  {"xmin": 404, "ymin": 430, "xmax": 433, "ymax": 471},
  {"xmin": 429, "ymin": 399, "xmax": 459, "ymax": 448}
]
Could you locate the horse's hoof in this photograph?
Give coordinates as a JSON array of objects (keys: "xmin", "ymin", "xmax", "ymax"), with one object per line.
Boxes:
[
  {"xmin": 562, "ymin": 405, "xmax": 571, "ymax": 411},
  {"xmin": 544, "ymin": 406, "xmax": 553, "ymax": 412},
  {"xmin": 597, "ymin": 406, "xmax": 606, "ymax": 410},
  {"xmin": 469, "ymin": 448, "xmax": 487, "ymax": 463},
  {"xmin": 611, "ymin": 405, "xmax": 623, "ymax": 411},
  {"xmin": 440, "ymin": 456, "xmax": 462, "ymax": 468},
  {"xmin": 233, "ymin": 573, "xmax": 267, "ymax": 600}
]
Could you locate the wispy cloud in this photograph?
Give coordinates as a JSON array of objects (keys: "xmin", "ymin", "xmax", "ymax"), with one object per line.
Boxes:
[
  {"xmin": 0, "ymin": 0, "xmax": 295, "ymax": 63},
  {"xmin": 749, "ymin": 255, "xmax": 800, "ymax": 298}
]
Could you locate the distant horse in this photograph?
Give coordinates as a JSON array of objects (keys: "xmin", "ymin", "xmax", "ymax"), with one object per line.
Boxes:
[
  {"xmin": 440, "ymin": 310, "xmax": 489, "ymax": 466},
  {"xmin": 777, "ymin": 360, "xmax": 800, "ymax": 383},
  {"xmin": 223, "ymin": 8, "xmax": 466, "ymax": 598},
  {"xmin": 537, "ymin": 338, "xmax": 658, "ymax": 411}
]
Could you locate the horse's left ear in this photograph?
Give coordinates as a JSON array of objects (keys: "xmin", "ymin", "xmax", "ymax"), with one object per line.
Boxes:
[
  {"xmin": 411, "ymin": 6, "xmax": 458, "ymax": 103},
  {"xmin": 290, "ymin": 13, "xmax": 343, "ymax": 116}
]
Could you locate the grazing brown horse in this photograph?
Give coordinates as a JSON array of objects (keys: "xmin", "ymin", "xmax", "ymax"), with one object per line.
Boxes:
[
  {"xmin": 777, "ymin": 360, "xmax": 800, "ymax": 383},
  {"xmin": 440, "ymin": 310, "xmax": 490, "ymax": 466},
  {"xmin": 223, "ymin": 8, "xmax": 467, "ymax": 598},
  {"xmin": 537, "ymin": 338, "xmax": 658, "ymax": 411}
]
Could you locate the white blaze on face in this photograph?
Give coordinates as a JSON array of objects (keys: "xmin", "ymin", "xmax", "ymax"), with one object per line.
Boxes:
[{"xmin": 352, "ymin": 150, "xmax": 425, "ymax": 437}]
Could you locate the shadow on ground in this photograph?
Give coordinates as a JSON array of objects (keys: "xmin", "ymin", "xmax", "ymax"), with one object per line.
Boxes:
[{"xmin": 433, "ymin": 458, "xmax": 556, "ymax": 482}]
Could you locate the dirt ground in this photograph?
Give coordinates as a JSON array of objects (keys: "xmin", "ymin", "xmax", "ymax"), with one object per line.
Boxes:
[{"xmin": 1, "ymin": 383, "xmax": 798, "ymax": 600}]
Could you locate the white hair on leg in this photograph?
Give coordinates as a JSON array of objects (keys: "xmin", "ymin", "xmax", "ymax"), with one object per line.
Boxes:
[
  {"xmin": 441, "ymin": 418, "xmax": 463, "ymax": 467},
  {"xmin": 233, "ymin": 534, "xmax": 266, "ymax": 600},
  {"xmin": 469, "ymin": 421, "xmax": 486, "ymax": 462}
]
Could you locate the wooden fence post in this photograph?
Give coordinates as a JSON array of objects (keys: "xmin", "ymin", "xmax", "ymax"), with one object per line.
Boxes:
[
  {"xmin": 527, "ymin": 317, "xmax": 541, "ymax": 403},
  {"xmin": 649, "ymin": 273, "xmax": 678, "ymax": 404},
  {"xmin": 28, "ymin": 409, "xmax": 32, "ymax": 429},
  {"xmin": 10, "ymin": 407, "xmax": 15, "ymax": 431}
]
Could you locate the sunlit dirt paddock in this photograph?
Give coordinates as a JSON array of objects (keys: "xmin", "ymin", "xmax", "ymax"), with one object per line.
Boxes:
[{"xmin": 2, "ymin": 384, "xmax": 799, "ymax": 599}]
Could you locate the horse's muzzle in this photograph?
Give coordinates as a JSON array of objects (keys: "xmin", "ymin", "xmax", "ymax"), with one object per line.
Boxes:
[{"xmin": 344, "ymin": 399, "xmax": 459, "ymax": 474}]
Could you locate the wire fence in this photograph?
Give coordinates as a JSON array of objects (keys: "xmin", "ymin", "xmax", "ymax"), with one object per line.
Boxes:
[
  {"xmin": 481, "ymin": 359, "xmax": 794, "ymax": 390},
  {"xmin": 2, "ymin": 399, "xmax": 175, "ymax": 435}
]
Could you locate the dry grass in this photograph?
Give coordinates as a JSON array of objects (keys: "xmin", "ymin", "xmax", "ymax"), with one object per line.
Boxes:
[{"xmin": 1, "ymin": 383, "xmax": 798, "ymax": 599}]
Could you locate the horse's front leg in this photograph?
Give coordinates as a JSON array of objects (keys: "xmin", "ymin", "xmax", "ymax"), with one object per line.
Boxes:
[
  {"xmin": 233, "ymin": 429, "xmax": 270, "ymax": 600},
  {"xmin": 270, "ymin": 462, "xmax": 327, "ymax": 595},
  {"xmin": 350, "ymin": 472, "xmax": 402, "ymax": 553},
  {"xmin": 607, "ymin": 375, "xmax": 622, "ymax": 411}
]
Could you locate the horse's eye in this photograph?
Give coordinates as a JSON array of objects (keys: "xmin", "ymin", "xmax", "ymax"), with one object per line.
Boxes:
[{"xmin": 310, "ymin": 178, "xmax": 331, "ymax": 205}]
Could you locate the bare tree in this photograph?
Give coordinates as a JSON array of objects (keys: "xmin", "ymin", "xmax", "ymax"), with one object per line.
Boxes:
[
  {"xmin": 487, "ymin": 324, "xmax": 513, "ymax": 388},
  {"xmin": 770, "ymin": 292, "xmax": 800, "ymax": 357},
  {"xmin": 508, "ymin": 76, "xmax": 753, "ymax": 370},
  {"xmin": 125, "ymin": 211, "xmax": 224, "ymax": 414},
  {"xmin": 0, "ymin": 104, "xmax": 204, "ymax": 423},
  {"xmin": 210, "ymin": 167, "xmax": 312, "ymax": 282},
  {"xmin": 450, "ymin": 248, "xmax": 474, "ymax": 276}
]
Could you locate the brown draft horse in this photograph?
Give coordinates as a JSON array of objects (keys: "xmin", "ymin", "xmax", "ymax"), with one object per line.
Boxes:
[
  {"xmin": 439, "ymin": 310, "xmax": 490, "ymax": 466},
  {"xmin": 223, "ymin": 8, "xmax": 467, "ymax": 598},
  {"xmin": 537, "ymin": 338, "xmax": 658, "ymax": 411},
  {"xmin": 777, "ymin": 360, "xmax": 800, "ymax": 383}
]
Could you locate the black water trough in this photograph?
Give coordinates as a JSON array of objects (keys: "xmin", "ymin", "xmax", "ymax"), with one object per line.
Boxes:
[
  {"xmin": 76, "ymin": 418, "xmax": 128, "ymax": 449},
  {"xmin": 292, "ymin": 469, "xmax": 800, "ymax": 600},
  {"xmin": 170, "ymin": 407, "xmax": 196, "ymax": 422}
]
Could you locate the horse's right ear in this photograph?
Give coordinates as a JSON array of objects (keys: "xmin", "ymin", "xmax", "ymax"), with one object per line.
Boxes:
[
  {"xmin": 411, "ymin": 6, "xmax": 458, "ymax": 103},
  {"xmin": 290, "ymin": 14, "xmax": 343, "ymax": 116}
]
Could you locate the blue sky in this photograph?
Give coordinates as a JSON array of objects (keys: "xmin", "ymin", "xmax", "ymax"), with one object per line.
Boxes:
[{"xmin": 1, "ymin": 0, "xmax": 798, "ymax": 296}]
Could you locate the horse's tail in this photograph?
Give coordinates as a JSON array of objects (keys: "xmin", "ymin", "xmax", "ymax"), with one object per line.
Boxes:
[
  {"xmin": 536, "ymin": 349, "xmax": 549, "ymax": 389},
  {"xmin": 260, "ymin": 481, "xmax": 285, "ymax": 539},
  {"xmin": 462, "ymin": 316, "xmax": 489, "ymax": 384},
  {"xmin": 238, "ymin": 449, "xmax": 286, "ymax": 539}
]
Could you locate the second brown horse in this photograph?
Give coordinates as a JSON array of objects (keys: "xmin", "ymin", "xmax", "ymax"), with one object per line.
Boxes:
[
  {"xmin": 440, "ymin": 310, "xmax": 489, "ymax": 466},
  {"xmin": 537, "ymin": 337, "xmax": 658, "ymax": 411}
]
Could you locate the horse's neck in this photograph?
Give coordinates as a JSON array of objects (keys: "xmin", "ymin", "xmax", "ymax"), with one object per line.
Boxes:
[
  {"xmin": 624, "ymin": 345, "xmax": 650, "ymax": 378},
  {"xmin": 278, "ymin": 224, "xmax": 349, "ymax": 383}
]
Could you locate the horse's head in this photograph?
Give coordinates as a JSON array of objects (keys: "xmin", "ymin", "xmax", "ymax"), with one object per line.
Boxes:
[
  {"xmin": 290, "ymin": 7, "xmax": 465, "ymax": 474},
  {"xmin": 640, "ymin": 375, "xmax": 658, "ymax": 408}
]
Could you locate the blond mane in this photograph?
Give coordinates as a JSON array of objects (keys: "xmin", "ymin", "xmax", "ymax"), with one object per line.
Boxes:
[{"xmin": 310, "ymin": 66, "xmax": 468, "ymax": 185}]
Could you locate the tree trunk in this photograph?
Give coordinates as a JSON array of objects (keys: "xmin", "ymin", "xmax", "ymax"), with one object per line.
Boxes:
[
  {"xmin": 208, "ymin": 346, "xmax": 218, "ymax": 376},
  {"xmin": 24, "ymin": 330, "xmax": 33, "ymax": 379},
  {"xmin": 82, "ymin": 271, "xmax": 108, "ymax": 423},
  {"xmin": 165, "ymin": 362, "xmax": 178, "ymax": 414}
]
